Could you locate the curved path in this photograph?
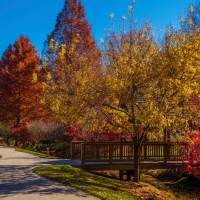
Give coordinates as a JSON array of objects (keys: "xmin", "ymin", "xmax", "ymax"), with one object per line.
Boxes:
[{"xmin": 0, "ymin": 146, "xmax": 99, "ymax": 200}]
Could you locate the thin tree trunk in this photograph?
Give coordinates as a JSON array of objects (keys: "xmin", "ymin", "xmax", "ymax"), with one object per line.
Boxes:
[
  {"xmin": 134, "ymin": 147, "xmax": 140, "ymax": 182},
  {"xmin": 6, "ymin": 140, "xmax": 10, "ymax": 146},
  {"xmin": 14, "ymin": 140, "xmax": 18, "ymax": 147},
  {"xmin": 16, "ymin": 116, "xmax": 21, "ymax": 127}
]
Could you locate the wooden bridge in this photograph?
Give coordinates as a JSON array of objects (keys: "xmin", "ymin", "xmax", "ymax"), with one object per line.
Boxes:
[{"xmin": 71, "ymin": 141, "xmax": 188, "ymax": 173}]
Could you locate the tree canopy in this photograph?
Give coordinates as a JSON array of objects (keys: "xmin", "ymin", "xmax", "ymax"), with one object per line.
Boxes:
[
  {"xmin": 42, "ymin": 0, "xmax": 102, "ymax": 125},
  {"xmin": 0, "ymin": 36, "xmax": 47, "ymax": 126},
  {"xmin": 43, "ymin": 0, "xmax": 101, "ymax": 74}
]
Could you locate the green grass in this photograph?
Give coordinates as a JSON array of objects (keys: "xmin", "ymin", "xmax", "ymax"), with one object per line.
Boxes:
[
  {"xmin": 15, "ymin": 148, "xmax": 58, "ymax": 159},
  {"xmin": 33, "ymin": 165, "xmax": 140, "ymax": 200},
  {"xmin": 0, "ymin": 155, "xmax": 2, "ymax": 158}
]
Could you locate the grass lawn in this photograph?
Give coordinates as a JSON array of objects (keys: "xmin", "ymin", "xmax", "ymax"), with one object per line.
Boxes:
[
  {"xmin": 33, "ymin": 165, "xmax": 192, "ymax": 200},
  {"xmin": 33, "ymin": 165, "xmax": 140, "ymax": 200},
  {"xmin": 15, "ymin": 148, "xmax": 58, "ymax": 159}
]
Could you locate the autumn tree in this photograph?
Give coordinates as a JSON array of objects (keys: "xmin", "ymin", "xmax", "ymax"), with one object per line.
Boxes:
[
  {"xmin": 43, "ymin": 1, "xmax": 200, "ymax": 182},
  {"xmin": 43, "ymin": 0, "xmax": 102, "ymax": 124},
  {"xmin": 84, "ymin": 3, "xmax": 200, "ymax": 182},
  {"xmin": 180, "ymin": 2, "xmax": 200, "ymax": 34},
  {"xmin": 44, "ymin": 41, "xmax": 101, "ymax": 126},
  {"xmin": 42, "ymin": 0, "xmax": 101, "ymax": 75},
  {"xmin": 98, "ymin": 21, "xmax": 161, "ymax": 182},
  {"xmin": 0, "ymin": 36, "xmax": 47, "ymax": 127}
]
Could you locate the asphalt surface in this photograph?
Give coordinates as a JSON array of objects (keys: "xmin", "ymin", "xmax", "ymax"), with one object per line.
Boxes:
[{"xmin": 0, "ymin": 146, "xmax": 99, "ymax": 200}]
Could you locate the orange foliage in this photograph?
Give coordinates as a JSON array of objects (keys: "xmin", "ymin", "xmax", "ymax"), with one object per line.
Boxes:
[
  {"xmin": 43, "ymin": 0, "xmax": 102, "ymax": 75},
  {"xmin": 0, "ymin": 36, "xmax": 49, "ymax": 126}
]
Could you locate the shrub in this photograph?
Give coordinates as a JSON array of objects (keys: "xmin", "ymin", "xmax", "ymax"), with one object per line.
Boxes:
[
  {"xmin": 177, "ymin": 131, "xmax": 200, "ymax": 179},
  {"xmin": 11, "ymin": 125, "xmax": 34, "ymax": 146},
  {"xmin": 27, "ymin": 121, "xmax": 66, "ymax": 144}
]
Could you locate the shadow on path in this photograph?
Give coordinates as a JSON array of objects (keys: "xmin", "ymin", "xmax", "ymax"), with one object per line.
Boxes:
[
  {"xmin": 0, "ymin": 146, "xmax": 98, "ymax": 199},
  {"xmin": 0, "ymin": 165, "xmax": 88, "ymax": 199}
]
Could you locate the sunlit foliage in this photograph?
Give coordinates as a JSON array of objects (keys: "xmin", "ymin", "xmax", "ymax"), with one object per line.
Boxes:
[{"xmin": 0, "ymin": 36, "xmax": 47, "ymax": 126}]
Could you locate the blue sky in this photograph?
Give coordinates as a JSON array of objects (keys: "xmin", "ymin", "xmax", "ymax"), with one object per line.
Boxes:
[{"xmin": 0, "ymin": 0, "xmax": 197, "ymax": 57}]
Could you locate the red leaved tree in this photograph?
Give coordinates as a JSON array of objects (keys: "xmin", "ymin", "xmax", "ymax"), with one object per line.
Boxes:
[
  {"xmin": 63, "ymin": 125, "xmax": 121, "ymax": 142},
  {"xmin": 177, "ymin": 131, "xmax": 200, "ymax": 179},
  {"xmin": 0, "ymin": 36, "xmax": 48, "ymax": 127},
  {"xmin": 173, "ymin": 92, "xmax": 200, "ymax": 179}
]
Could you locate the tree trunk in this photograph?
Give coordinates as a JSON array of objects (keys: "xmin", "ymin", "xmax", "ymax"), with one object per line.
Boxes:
[
  {"xmin": 134, "ymin": 146, "xmax": 140, "ymax": 182},
  {"xmin": 14, "ymin": 140, "xmax": 19, "ymax": 147},
  {"xmin": 15, "ymin": 116, "xmax": 21, "ymax": 127}
]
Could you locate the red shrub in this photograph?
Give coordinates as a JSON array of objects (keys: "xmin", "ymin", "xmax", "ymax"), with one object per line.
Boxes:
[
  {"xmin": 63, "ymin": 125, "xmax": 121, "ymax": 142},
  {"xmin": 177, "ymin": 132, "xmax": 200, "ymax": 179},
  {"xmin": 11, "ymin": 125, "xmax": 34, "ymax": 146}
]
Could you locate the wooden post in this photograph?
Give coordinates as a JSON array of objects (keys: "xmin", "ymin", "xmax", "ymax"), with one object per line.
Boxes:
[
  {"xmin": 109, "ymin": 144, "xmax": 113, "ymax": 164},
  {"xmin": 119, "ymin": 170, "xmax": 123, "ymax": 180},
  {"xmin": 46, "ymin": 148, "xmax": 50, "ymax": 157},
  {"xmin": 81, "ymin": 143, "xmax": 85, "ymax": 165},
  {"xmin": 127, "ymin": 170, "xmax": 131, "ymax": 181}
]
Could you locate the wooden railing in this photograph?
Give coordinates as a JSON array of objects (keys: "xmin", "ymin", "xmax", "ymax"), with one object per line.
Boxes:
[{"xmin": 71, "ymin": 142, "xmax": 188, "ymax": 165}]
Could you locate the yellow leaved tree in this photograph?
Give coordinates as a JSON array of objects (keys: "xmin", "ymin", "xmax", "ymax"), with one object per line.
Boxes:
[
  {"xmin": 44, "ymin": 2, "xmax": 200, "ymax": 182},
  {"xmin": 44, "ymin": 35, "xmax": 102, "ymax": 127},
  {"xmin": 87, "ymin": 5, "xmax": 200, "ymax": 182}
]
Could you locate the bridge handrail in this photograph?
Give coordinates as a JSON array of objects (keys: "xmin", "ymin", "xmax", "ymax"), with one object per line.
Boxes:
[{"xmin": 71, "ymin": 141, "xmax": 189, "ymax": 164}]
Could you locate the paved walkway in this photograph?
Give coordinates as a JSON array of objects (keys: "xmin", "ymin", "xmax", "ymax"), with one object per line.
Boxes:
[{"xmin": 0, "ymin": 146, "xmax": 99, "ymax": 200}]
